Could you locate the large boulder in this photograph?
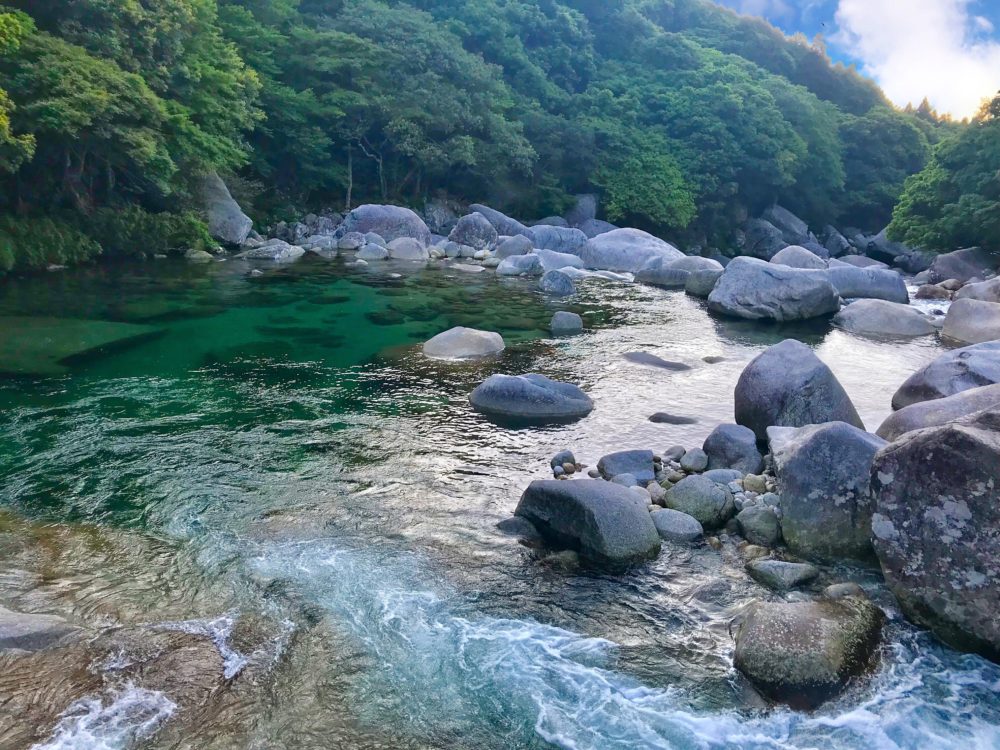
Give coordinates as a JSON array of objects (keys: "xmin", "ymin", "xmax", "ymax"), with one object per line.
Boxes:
[
  {"xmin": 336, "ymin": 205, "xmax": 432, "ymax": 245},
  {"xmin": 708, "ymin": 257, "xmax": 840, "ymax": 322},
  {"xmin": 565, "ymin": 194, "xmax": 598, "ymax": 227},
  {"xmin": 496, "ymin": 254, "xmax": 543, "ymax": 277},
  {"xmin": 468, "ymin": 204, "xmax": 533, "ymax": 239},
  {"xmin": 201, "ymin": 172, "xmax": 253, "ymax": 246},
  {"xmin": 579, "ymin": 229, "xmax": 684, "ymax": 273},
  {"xmin": 942, "ymin": 298, "xmax": 1000, "ymax": 344},
  {"xmin": 742, "ymin": 219, "xmax": 787, "ymax": 260},
  {"xmin": 733, "ymin": 596, "xmax": 884, "ymax": 709},
  {"xmin": 533, "ymin": 216, "xmax": 569, "ymax": 228},
  {"xmin": 495, "ymin": 235, "xmax": 533, "ymax": 259},
  {"xmin": 762, "ymin": 204, "xmax": 813, "ymax": 246},
  {"xmin": 448, "ymin": 213, "xmax": 498, "ymax": 252},
  {"xmin": 891, "ymin": 341, "xmax": 1000, "ymax": 410},
  {"xmin": 578, "ymin": 218, "xmax": 618, "ymax": 239},
  {"xmin": 703, "ymin": 424, "xmax": 764, "ymax": 474},
  {"xmin": 538, "ymin": 270, "xmax": 576, "ymax": 297},
  {"xmin": 877, "ymin": 384, "xmax": 1000, "ymax": 441},
  {"xmin": 669, "ymin": 256, "xmax": 725, "ymax": 273},
  {"xmin": 422, "ymin": 199, "xmax": 460, "ymax": 235},
  {"xmin": 833, "ymin": 255, "xmax": 888, "ymax": 270},
  {"xmin": 422, "ymin": 327, "xmax": 504, "ymax": 360},
  {"xmin": 0, "ymin": 606, "xmax": 80, "ymax": 651},
  {"xmin": 387, "ymin": 237, "xmax": 430, "ymax": 261},
  {"xmin": 770, "ymin": 245, "xmax": 827, "ymax": 269},
  {"xmin": 865, "ymin": 228, "xmax": 912, "ymax": 265},
  {"xmin": 634, "ymin": 259, "xmax": 690, "ymax": 289},
  {"xmin": 665, "ymin": 475, "xmax": 735, "ymax": 528},
  {"xmin": 826, "ymin": 266, "xmax": 909, "ymax": 303},
  {"xmin": 470, "ymin": 374, "xmax": 593, "ymax": 422},
  {"xmin": 956, "ymin": 277, "xmax": 1000, "ymax": 303},
  {"xmin": 530, "ymin": 225, "xmax": 588, "ymax": 254},
  {"xmin": 833, "ymin": 299, "xmax": 938, "ymax": 338},
  {"xmin": 871, "ymin": 409, "xmax": 1000, "ymax": 660},
  {"xmin": 927, "ymin": 247, "xmax": 1000, "ymax": 284},
  {"xmin": 823, "ymin": 227, "xmax": 853, "ymax": 258},
  {"xmin": 771, "ymin": 422, "xmax": 887, "ymax": 562},
  {"xmin": 532, "ymin": 248, "xmax": 586, "ymax": 272},
  {"xmin": 514, "ymin": 480, "xmax": 661, "ymax": 567},
  {"xmin": 735, "ymin": 340, "xmax": 864, "ymax": 440}
]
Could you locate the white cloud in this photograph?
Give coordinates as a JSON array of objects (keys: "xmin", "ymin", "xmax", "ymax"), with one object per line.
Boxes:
[
  {"xmin": 832, "ymin": 0, "xmax": 1000, "ymax": 118},
  {"xmin": 726, "ymin": 0, "xmax": 796, "ymax": 23}
]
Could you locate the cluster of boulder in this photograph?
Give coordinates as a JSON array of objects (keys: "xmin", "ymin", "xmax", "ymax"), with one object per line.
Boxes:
[{"xmin": 499, "ymin": 336, "xmax": 1000, "ymax": 708}]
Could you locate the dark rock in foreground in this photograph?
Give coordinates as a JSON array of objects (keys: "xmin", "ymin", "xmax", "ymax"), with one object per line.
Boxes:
[
  {"xmin": 515, "ymin": 480, "xmax": 661, "ymax": 567},
  {"xmin": 735, "ymin": 340, "xmax": 864, "ymax": 441},
  {"xmin": 891, "ymin": 341, "xmax": 1000, "ymax": 411},
  {"xmin": 703, "ymin": 423, "xmax": 764, "ymax": 474},
  {"xmin": 771, "ymin": 422, "xmax": 886, "ymax": 563},
  {"xmin": 470, "ymin": 374, "xmax": 593, "ymax": 422},
  {"xmin": 871, "ymin": 409, "xmax": 1000, "ymax": 661},
  {"xmin": 733, "ymin": 596, "xmax": 884, "ymax": 710},
  {"xmin": 598, "ymin": 450, "xmax": 656, "ymax": 483}
]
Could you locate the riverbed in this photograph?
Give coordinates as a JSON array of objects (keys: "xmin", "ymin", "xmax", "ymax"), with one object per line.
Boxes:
[{"xmin": 0, "ymin": 256, "xmax": 997, "ymax": 750}]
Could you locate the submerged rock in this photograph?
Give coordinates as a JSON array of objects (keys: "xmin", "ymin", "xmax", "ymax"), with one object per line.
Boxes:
[
  {"xmin": 733, "ymin": 597, "xmax": 884, "ymax": 709},
  {"xmin": 746, "ymin": 559, "xmax": 819, "ymax": 591},
  {"xmin": 470, "ymin": 374, "xmax": 593, "ymax": 422},
  {"xmin": 514, "ymin": 480, "xmax": 661, "ymax": 567},
  {"xmin": 891, "ymin": 341, "xmax": 1000, "ymax": 410},
  {"xmin": 538, "ymin": 270, "xmax": 576, "ymax": 297},
  {"xmin": 622, "ymin": 352, "xmax": 692, "ymax": 371},
  {"xmin": 0, "ymin": 606, "xmax": 80, "ymax": 651},
  {"xmin": 422, "ymin": 327, "xmax": 504, "ymax": 360},
  {"xmin": 771, "ymin": 422, "xmax": 887, "ymax": 563},
  {"xmin": 708, "ymin": 257, "xmax": 840, "ymax": 321},
  {"xmin": 550, "ymin": 311, "xmax": 583, "ymax": 335},
  {"xmin": 942, "ymin": 298, "xmax": 1000, "ymax": 344},
  {"xmin": 877, "ymin": 384, "xmax": 1000, "ymax": 441},
  {"xmin": 735, "ymin": 340, "xmax": 864, "ymax": 441},
  {"xmin": 703, "ymin": 423, "xmax": 764, "ymax": 474},
  {"xmin": 238, "ymin": 239, "xmax": 305, "ymax": 262},
  {"xmin": 871, "ymin": 408, "xmax": 1000, "ymax": 661},
  {"xmin": 496, "ymin": 254, "xmax": 543, "ymax": 277},
  {"xmin": 387, "ymin": 237, "xmax": 430, "ymax": 261}
]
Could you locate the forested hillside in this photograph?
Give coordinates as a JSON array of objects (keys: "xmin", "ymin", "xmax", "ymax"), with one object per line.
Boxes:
[{"xmin": 0, "ymin": 0, "xmax": 965, "ymax": 272}]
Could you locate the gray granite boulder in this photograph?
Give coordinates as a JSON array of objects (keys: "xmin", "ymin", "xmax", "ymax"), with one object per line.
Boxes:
[
  {"xmin": 565, "ymin": 194, "xmax": 598, "ymax": 227},
  {"xmin": 515, "ymin": 480, "xmax": 661, "ymax": 567},
  {"xmin": 634, "ymin": 258, "xmax": 690, "ymax": 288},
  {"xmin": 496, "ymin": 254, "xmax": 543, "ymax": 277},
  {"xmin": 202, "ymin": 172, "xmax": 253, "ymax": 246},
  {"xmin": 550, "ymin": 311, "xmax": 583, "ymax": 335},
  {"xmin": 532, "ymin": 249, "xmax": 586, "ymax": 272},
  {"xmin": 0, "ymin": 606, "xmax": 81, "ymax": 651},
  {"xmin": 771, "ymin": 245, "xmax": 827, "ymax": 269},
  {"xmin": 539, "ymin": 270, "xmax": 576, "ymax": 297},
  {"xmin": 708, "ymin": 257, "xmax": 840, "ymax": 321},
  {"xmin": 468, "ymin": 204, "xmax": 533, "ymax": 239},
  {"xmin": 735, "ymin": 340, "xmax": 864, "ymax": 440},
  {"xmin": 763, "ymin": 205, "xmax": 813, "ymax": 246},
  {"xmin": 579, "ymin": 229, "xmax": 684, "ymax": 273},
  {"xmin": 238, "ymin": 239, "xmax": 305, "ymax": 262},
  {"xmin": 598, "ymin": 450, "xmax": 656, "ymax": 483},
  {"xmin": 742, "ymin": 218, "xmax": 787, "ymax": 260},
  {"xmin": 833, "ymin": 255, "xmax": 888, "ymax": 270},
  {"xmin": 871, "ymin": 408, "xmax": 1000, "ymax": 661},
  {"xmin": 942, "ymin": 298, "xmax": 1000, "ymax": 344},
  {"xmin": 733, "ymin": 596, "xmax": 884, "ymax": 709},
  {"xmin": 703, "ymin": 423, "xmax": 764, "ymax": 474},
  {"xmin": 530, "ymin": 225, "xmax": 588, "ymax": 254},
  {"xmin": 578, "ymin": 218, "xmax": 618, "ymax": 238},
  {"xmin": 891, "ymin": 341, "xmax": 1000, "ymax": 410},
  {"xmin": 423, "ymin": 327, "xmax": 504, "ymax": 360},
  {"xmin": 833, "ymin": 299, "xmax": 938, "ymax": 338},
  {"xmin": 877, "ymin": 384, "xmax": 1000, "ymax": 441},
  {"xmin": 746, "ymin": 559, "xmax": 819, "ymax": 591},
  {"xmin": 448, "ymin": 212, "xmax": 498, "ymax": 252},
  {"xmin": 685, "ymin": 269, "xmax": 723, "ymax": 298},
  {"xmin": 771, "ymin": 422, "xmax": 887, "ymax": 563},
  {"xmin": 665, "ymin": 475, "xmax": 735, "ymax": 528},
  {"xmin": 387, "ymin": 237, "xmax": 430, "ymax": 261},
  {"xmin": 927, "ymin": 247, "xmax": 1000, "ymax": 284},
  {"xmin": 955, "ymin": 277, "xmax": 1000, "ymax": 303},
  {"xmin": 651, "ymin": 508, "xmax": 704, "ymax": 543},
  {"xmin": 470, "ymin": 374, "xmax": 593, "ymax": 422},
  {"xmin": 827, "ymin": 266, "xmax": 909, "ymax": 303},
  {"xmin": 495, "ymin": 235, "xmax": 533, "ymax": 259},
  {"xmin": 736, "ymin": 506, "xmax": 782, "ymax": 547},
  {"xmin": 336, "ymin": 204, "xmax": 432, "ymax": 245}
]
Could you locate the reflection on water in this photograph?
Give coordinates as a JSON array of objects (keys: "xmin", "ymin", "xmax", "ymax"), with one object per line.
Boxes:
[{"xmin": 0, "ymin": 257, "xmax": 996, "ymax": 749}]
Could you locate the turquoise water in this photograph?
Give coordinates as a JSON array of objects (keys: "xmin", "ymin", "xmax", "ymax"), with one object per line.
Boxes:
[{"xmin": 0, "ymin": 255, "xmax": 997, "ymax": 749}]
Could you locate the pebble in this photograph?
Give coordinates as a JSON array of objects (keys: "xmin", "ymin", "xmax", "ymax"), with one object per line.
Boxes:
[
  {"xmin": 562, "ymin": 462, "xmax": 576, "ymax": 475},
  {"xmin": 824, "ymin": 582, "xmax": 868, "ymax": 601},
  {"xmin": 553, "ymin": 466, "xmax": 565, "ymax": 477},
  {"xmin": 587, "ymin": 469, "xmax": 600, "ymax": 479}
]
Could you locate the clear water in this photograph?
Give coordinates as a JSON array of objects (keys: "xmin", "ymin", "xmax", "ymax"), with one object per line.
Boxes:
[{"xmin": 0, "ymin": 256, "xmax": 997, "ymax": 749}]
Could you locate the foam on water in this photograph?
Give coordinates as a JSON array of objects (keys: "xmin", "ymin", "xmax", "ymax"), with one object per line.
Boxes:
[
  {"xmin": 31, "ymin": 685, "xmax": 176, "ymax": 750},
  {"xmin": 255, "ymin": 540, "xmax": 1000, "ymax": 750},
  {"xmin": 154, "ymin": 612, "xmax": 249, "ymax": 679}
]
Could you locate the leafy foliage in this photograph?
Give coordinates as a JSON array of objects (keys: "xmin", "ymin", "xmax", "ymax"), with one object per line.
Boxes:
[{"xmin": 889, "ymin": 94, "xmax": 1000, "ymax": 251}]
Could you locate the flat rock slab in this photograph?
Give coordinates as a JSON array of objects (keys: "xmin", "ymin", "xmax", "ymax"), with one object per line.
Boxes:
[
  {"xmin": 0, "ymin": 317, "xmax": 163, "ymax": 377},
  {"xmin": 623, "ymin": 352, "xmax": 692, "ymax": 371}
]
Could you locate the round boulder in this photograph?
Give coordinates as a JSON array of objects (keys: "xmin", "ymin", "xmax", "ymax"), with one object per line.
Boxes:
[
  {"xmin": 942, "ymin": 298, "xmax": 1000, "ymax": 344},
  {"xmin": 422, "ymin": 327, "xmax": 505, "ymax": 360},
  {"xmin": 651, "ymin": 509, "xmax": 704, "ymax": 543},
  {"xmin": 550, "ymin": 311, "xmax": 583, "ymax": 335},
  {"xmin": 336, "ymin": 204, "xmax": 432, "ymax": 245},
  {"xmin": 771, "ymin": 245, "xmax": 828, "ymax": 269},
  {"xmin": 703, "ymin": 423, "xmax": 764, "ymax": 474},
  {"xmin": 470, "ymin": 374, "xmax": 593, "ymax": 422},
  {"xmin": 665, "ymin": 475, "xmax": 735, "ymax": 528},
  {"xmin": 833, "ymin": 299, "xmax": 938, "ymax": 338},
  {"xmin": 539, "ymin": 270, "xmax": 576, "ymax": 297},
  {"xmin": 708, "ymin": 257, "xmax": 840, "ymax": 321},
  {"xmin": 448, "ymin": 212, "xmax": 498, "ymax": 253}
]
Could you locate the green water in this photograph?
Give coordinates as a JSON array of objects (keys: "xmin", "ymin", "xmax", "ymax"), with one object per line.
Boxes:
[{"xmin": 0, "ymin": 255, "xmax": 998, "ymax": 750}]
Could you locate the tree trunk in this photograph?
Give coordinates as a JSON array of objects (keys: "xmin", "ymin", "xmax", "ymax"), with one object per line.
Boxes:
[{"xmin": 345, "ymin": 144, "xmax": 353, "ymax": 211}]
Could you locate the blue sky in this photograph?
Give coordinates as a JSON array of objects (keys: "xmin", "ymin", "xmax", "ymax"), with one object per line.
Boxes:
[{"xmin": 714, "ymin": 0, "xmax": 1000, "ymax": 118}]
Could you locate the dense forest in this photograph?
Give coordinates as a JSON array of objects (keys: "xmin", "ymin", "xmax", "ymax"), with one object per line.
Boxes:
[{"xmin": 0, "ymin": 0, "xmax": 991, "ymax": 274}]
